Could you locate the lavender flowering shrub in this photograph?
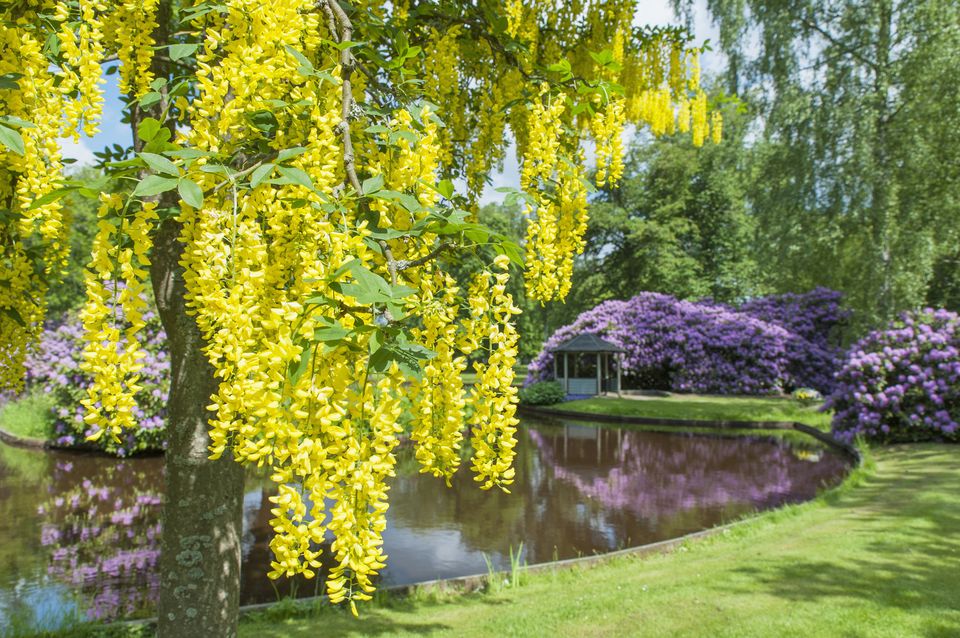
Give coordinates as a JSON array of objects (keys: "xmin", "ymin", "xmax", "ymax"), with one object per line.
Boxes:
[
  {"xmin": 22, "ymin": 310, "xmax": 170, "ymax": 455},
  {"xmin": 826, "ymin": 309, "xmax": 960, "ymax": 443},
  {"xmin": 528, "ymin": 291, "xmax": 845, "ymax": 395},
  {"xmin": 740, "ymin": 288, "xmax": 849, "ymax": 392}
]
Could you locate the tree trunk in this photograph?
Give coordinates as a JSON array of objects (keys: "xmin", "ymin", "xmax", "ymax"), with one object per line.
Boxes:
[
  {"xmin": 871, "ymin": 0, "xmax": 895, "ymax": 322},
  {"xmin": 151, "ymin": 219, "xmax": 245, "ymax": 637}
]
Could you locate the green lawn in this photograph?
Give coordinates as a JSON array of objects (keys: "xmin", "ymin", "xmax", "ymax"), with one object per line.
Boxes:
[
  {"xmin": 462, "ymin": 363, "xmax": 528, "ymax": 388},
  {"xmin": 0, "ymin": 391, "xmax": 54, "ymax": 441},
  {"xmin": 237, "ymin": 444, "xmax": 960, "ymax": 638},
  {"xmin": 559, "ymin": 395, "xmax": 832, "ymax": 430}
]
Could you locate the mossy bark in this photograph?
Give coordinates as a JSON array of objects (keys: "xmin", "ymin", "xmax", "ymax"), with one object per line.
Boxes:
[{"xmin": 152, "ymin": 219, "xmax": 245, "ymax": 637}]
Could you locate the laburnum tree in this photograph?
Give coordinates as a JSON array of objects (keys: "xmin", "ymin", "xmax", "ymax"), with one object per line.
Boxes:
[{"xmin": 1, "ymin": 0, "xmax": 720, "ymax": 635}]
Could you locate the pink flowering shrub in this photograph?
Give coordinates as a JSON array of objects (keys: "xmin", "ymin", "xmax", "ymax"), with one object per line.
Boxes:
[{"xmin": 826, "ymin": 309, "xmax": 960, "ymax": 443}]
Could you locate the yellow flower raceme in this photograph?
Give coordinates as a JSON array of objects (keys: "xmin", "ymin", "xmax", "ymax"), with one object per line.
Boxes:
[{"xmin": 465, "ymin": 256, "xmax": 521, "ymax": 492}]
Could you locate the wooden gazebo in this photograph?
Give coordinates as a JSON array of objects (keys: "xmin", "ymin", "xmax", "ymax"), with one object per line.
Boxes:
[{"xmin": 553, "ymin": 334, "xmax": 625, "ymax": 396}]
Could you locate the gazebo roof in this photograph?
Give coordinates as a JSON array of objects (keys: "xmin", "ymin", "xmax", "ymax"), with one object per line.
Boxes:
[{"xmin": 554, "ymin": 333, "xmax": 625, "ymax": 353}]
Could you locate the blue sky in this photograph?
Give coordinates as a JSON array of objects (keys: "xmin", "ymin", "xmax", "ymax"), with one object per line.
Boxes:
[{"xmin": 63, "ymin": 0, "xmax": 721, "ymax": 203}]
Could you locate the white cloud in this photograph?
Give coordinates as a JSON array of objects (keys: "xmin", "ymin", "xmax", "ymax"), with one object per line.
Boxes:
[{"xmin": 57, "ymin": 136, "xmax": 97, "ymax": 167}]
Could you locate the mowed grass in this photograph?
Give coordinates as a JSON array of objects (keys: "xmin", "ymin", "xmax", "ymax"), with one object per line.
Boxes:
[
  {"xmin": 0, "ymin": 391, "xmax": 54, "ymax": 441},
  {"xmin": 462, "ymin": 363, "xmax": 528, "ymax": 388},
  {"xmin": 560, "ymin": 395, "xmax": 832, "ymax": 431},
  {"xmin": 238, "ymin": 445, "xmax": 960, "ymax": 638}
]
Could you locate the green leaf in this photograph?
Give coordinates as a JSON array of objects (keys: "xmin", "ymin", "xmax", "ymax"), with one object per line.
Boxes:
[
  {"xmin": 288, "ymin": 339, "xmax": 314, "ymax": 385},
  {"xmin": 178, "ymin": 178, "xmax": 204, "ymax": 208},
  {"xmin": 362, "ymin": 174, "xmax": 385, "ymax": 195},
  {"xmin": 140, "ymin": 152, "xmax": 179, "ymax": 176},
  {"xmin": 0, "ymin": 73, "xmax": 22, "ymax": 90},
  {"xmin": 0, "ymin": 124, "xmax": 25, "ymax": 156},
  {"xmin": 168, "ymin": 43, "xmax": 200, "ymax": 61},
  {"xmin": 283, "ymin": 44, "xmax": 313, "ymax": 72},
  {"xmin": 249, "ymin": 163, "xmax": 275, "ymax": 188},
  {"xmin": 246, "ymin": 110, "xmax": 279, "ymax": 136},
  {"xmin": 134, "ymin": 175, "xmax": 179, "ymax": 197},
  {"xmin": 1, "ymin": 307, "xmax": 26, "ymax": 328},
  {"xmin": 370, "ymin": 189, "xmax": 422, "ymax": 213},
  {"xmin": 276, "ymin": 146, "xmax": 307, "ymax": 163},
  {"xmin": 138, "ymin": 118, "xmax": 162, "ymax": 143},
  {"xmin": 277, "ymin": 166, "xmax": 314, "ymax": 189},
  {"xmin": 199, "ymin": 163, "xmax": 228, "ymax": 174},
  {"xmin": 26, "ymin": 186, "xmax": 77, "ymax": 211},
  {"xmin": 313, "ymin": 323, "xmax": 351, "ymax": 343},
  {"xmin": 139, "ymin": 91, "xmax": 162, "ymax": 108},
  {"xmin": 335, "ymin": 40, "xmax": 365, "ymax": 51},
  {"xmin": 369, "ymin": 336, "xmax": 436, "ymax": 378},
  {"xmin": 389, "ymin": 130, "xmax": 418, "ymax": 146},
  {"xmin": 338, "ymin": 261, "xmax": 392, "ymax": 304},
  {"xmin": 165, "ymin": 149, "xmax": 214, "ymax": 159},
  {"xmin": 547, "ymin": 59, "xmax": 572, "ymax": 74},
  {"xmin": 0, "ymin": 115, "xmax": 34, "ymax": 129},
  {"xmin": 437, "ymin": 179, "xmax": 454, "ymax": 199}
]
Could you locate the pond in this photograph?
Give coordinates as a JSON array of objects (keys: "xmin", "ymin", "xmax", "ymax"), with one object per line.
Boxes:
[{"xmin": 0, "ymin": 418, "xmax": 850, "ymax": 632}]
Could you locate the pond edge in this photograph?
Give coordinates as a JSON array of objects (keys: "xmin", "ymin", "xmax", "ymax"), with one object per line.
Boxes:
[{"xmin": 94, "ymin": 406, "xmax": 861, "ymax": 631}]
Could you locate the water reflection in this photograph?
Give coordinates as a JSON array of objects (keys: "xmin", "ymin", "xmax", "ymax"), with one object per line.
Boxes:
[{"xmin": 0, "ymin": 420, "xmax": 849, "ymax": 629}]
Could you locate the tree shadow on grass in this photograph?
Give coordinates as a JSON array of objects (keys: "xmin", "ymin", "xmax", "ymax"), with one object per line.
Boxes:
[
  {"xmin": 250, "ymin": 615, "xmax": 452, "ymax": 637},
  {"xmin": 729, "ymin": 445, "xmax": 960, "ymax": 636}
]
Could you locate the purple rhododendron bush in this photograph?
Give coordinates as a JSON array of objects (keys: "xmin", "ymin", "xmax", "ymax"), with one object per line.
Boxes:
[
  {"xmin": 826, "ymin": 309, "xmax": 960, "ymax": 444},
  {"xmin": 528, "ymin": 289, "xmax": 847, "ymax": 395},
  {"xmin": 18, "ymin": 309, "xmax": 170, "ymax": 456}
]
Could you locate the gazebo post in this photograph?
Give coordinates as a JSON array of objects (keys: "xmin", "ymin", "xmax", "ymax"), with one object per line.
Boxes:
[
  {"xmin": 596, "ymin": 352, "xmax": 601, "ymax": 396},
  {"xmin": 564, "ymin": 352, "xmax": 570, "ymax": 394},
  {"xmin": 616, "ymin": 352, "xmax": 622, "ymax": 397}
]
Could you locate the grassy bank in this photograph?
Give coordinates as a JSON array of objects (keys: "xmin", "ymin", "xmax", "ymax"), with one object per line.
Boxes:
[
  {"xmin": 558, "ymin": 395, "xmax": 832, "ymax": 431},
  {"xmin": 235, "ymin": 444, "xmax": 959, "ymax": 637}
]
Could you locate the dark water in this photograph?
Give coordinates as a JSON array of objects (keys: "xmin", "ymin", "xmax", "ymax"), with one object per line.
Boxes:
[{"xmin": 0, "ymin": 419, "xmax": 849, "ymax": 631}]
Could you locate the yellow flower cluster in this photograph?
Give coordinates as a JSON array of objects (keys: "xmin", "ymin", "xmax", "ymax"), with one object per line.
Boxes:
[
  {"xmin": 365, "ymin": 106, "xmax": 442, "ymax": 231},
  {"xmin": 409, "ymin": 272, "xmax": 468, "ymax": 484},
  {"xmin": 102, "ymin": 0, "xmax": 160, "ymax": 98},
  {"xmin": 518, "ymin": 87, "xmax": 593, "ymax": 302},
  {"xmin": 711, "ymin": 109, "xmax": 723, "ymax": 145},
  {"xmin": 57, "ymin": 0, "xmax": 106, "ymax": 139},
  {"xmin": 79, "ymin": 194, "xmax": 158, "ymax": 442},
  {"xmin": 463, "ymin": 256, "xmax": 520, "ymax": 491},
  {"xmin": 692, "ymin": 90, "xmax": 709, "ymax": 147},
  {"xmin": 592, "ymin": 99, "xmax": 626, "ymax": 187},
  {"xmin": 422, "ymin": 28, "xmax": 464, "ymax": 166},
  {"xmin": 505, "ymin": 0, "xmax": 524, "ymax": 38},
  {"xmin": 0, "ymin": 2, "xmax": 105, "ymax": 391}
]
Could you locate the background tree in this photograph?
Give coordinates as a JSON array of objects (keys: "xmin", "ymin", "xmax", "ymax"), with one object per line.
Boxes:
[
  {"xmin": 550, "ymin": 93, "xmax": 759, "ymax": 329},
  {"xmin": 678, "ymin": 0, "xmax": 960, "ymax": 328},
  {"xmin": 1, "ymin": 1, "xmax": 720, "ymax": 635}
]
